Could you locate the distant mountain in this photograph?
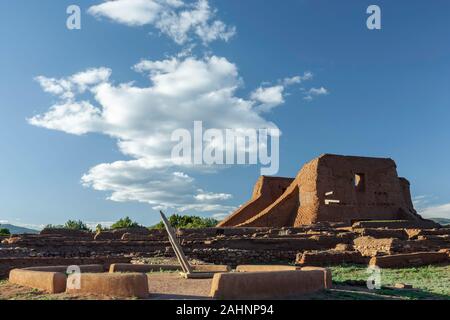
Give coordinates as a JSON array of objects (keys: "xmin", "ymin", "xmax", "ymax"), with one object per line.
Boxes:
[
  {"xmin": 429, "ymin": 218, "xmax": 450, "ymax": 226},
  {"xmin": 0, "ymin": 224, "xmax": 39, "ymax": 234}
]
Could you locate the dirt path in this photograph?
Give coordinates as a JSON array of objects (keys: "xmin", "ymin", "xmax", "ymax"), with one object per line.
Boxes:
[{"xmin": 147, "ymin": 273, "xmax": 212, "ymax": 300}]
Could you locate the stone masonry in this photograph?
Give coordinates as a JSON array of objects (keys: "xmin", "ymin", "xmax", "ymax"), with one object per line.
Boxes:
[{"xmin": 219, "ymin": 154, "xmax": 427, "ymax": 228}]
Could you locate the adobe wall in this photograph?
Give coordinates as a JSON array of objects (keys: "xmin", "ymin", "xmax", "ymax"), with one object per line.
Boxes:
[
  {"xmin": 210, "ymin": 270, "xmax": 327, "ymax": 299},
  {"xmin": 235, "ymin": 180, "xmax": 300, "ymax": 228},
  {"xmin": 221, "ymin": 154, "xmax": 422, "ymax": 228},
  {"xmin": 300, "ymin": 154, "xmax": 419, "ymax": 224},
  {"xmin": 218, "ymin": 176, "xmax": 294, "ymax": 227}
]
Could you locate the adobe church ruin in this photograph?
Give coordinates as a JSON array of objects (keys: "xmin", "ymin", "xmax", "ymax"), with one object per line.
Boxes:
[{"xmin": 218, "ymin": 154, "xmax": 424, "ymax": 228}]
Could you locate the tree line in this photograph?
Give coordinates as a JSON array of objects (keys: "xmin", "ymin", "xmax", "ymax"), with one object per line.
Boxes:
[{"xmin": 43, "ymin": 215, "xmax": 219, "ymax": 232}]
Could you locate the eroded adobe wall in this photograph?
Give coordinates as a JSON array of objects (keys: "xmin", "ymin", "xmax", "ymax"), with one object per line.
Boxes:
[
  {"xmin": 296, "ymin": 154, "xmax": 418, "ymax": 224},
  {"xmin": 234, "ymin": 159, "xmax": 321, "ymax": 228},
  {"xmin": 295, "ymin": 158, "xmax": 321, "ymax": 226},
  {"xmin": 236, "ymin": 183, "xmax": 299, "ymax": 227},
  {"xmin": 1, "ymin": 224, "xmax": 447, "ymax": 275},
  {"xmin": 218, "ymin": 176, "xmax": 294, "ymax": 227},
  {"xmin": 219, "ymin": 154, "xmax": 421, "ymax": 228}
]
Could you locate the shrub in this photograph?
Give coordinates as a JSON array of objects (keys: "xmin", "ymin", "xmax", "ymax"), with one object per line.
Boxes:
[
  {"xmin": 64, "ymin": 220, "xmax": 90, "ymax": 231},
  {"xmin": 111, "ymin": 217, "xmax": 141, "ymax": 230},
  {"xmin": 150, "ymin": 215, "xmax": 219, "ymax": 230},
  {"xmin": 43, "ymin": 220, "xmax": 89, "ymax": 231},
  {"xmin": 95, "ymin": 224, "xmax": 104, "ymax": 233},
  {"xmin": 0, "ymin": 228, "xmax": 10, "ymax": 236}
]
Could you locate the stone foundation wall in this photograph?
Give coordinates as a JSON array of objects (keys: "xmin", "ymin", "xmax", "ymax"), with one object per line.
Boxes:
[
  {"xmin": 0, "ymin": 257, "xmax": 131, "ymax": 278},
  {"xmin": 0, "ymin": 223, "xmax": 448, "ymax": 276}
]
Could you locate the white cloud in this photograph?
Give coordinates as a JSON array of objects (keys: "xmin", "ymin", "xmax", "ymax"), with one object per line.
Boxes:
[
  {"xmin": 303, "ymin": 86, "xmax": 329, "ymax": 101},
  {"xmin": 30, "ymin": 55, "xmax": 282, "ymax": 215},
  {"xmin": 282, "ymin": 72, "xmax": 313, "ymax": 86},
  {"xmin": 251, "ymin": 72, "xmax": 315, "ymax": 113},
  {"xmin": 29, "ymin": 102, "xmax": 102, "ymax": 135},
  {"xmin": 251, "ymin": 85, "xmax": 285, "ymax": 113},
  {"xmin": 88, "ymin": 0, "xmax": 170, "ymax": 26},
  {"xmin": 34, "ymin": 68, "xmax": 112, "ymax": 102},
  {"xmin": 195, "ymin": 191, "xmax": 233, "ymax": 201},
  {"xmin": 419, "ymin": 203, "xmax": 450, "ymax": 219},
  {"xmin": 211, "ymin": 213, "xmax": 229, "ymax": 220},
  {"xmin": 71, "ymin": 68, "xmax": 112, "ymax": 91},
  {"xmin": 85, "ymin": 221, "xmax": 116, "ymax": 230},
  {"xmin": 309, "ymin": 87, "xmax": 329, "ymax": 95},
  {"xmin": 88, "ymin": 0, "xmax": 236, "ymax": 45},
  {"xmin": 413, "ymin": 195, "xmax": 434, "ymax": 210},
  {"xmin": 413, "ymin": 195, "xmax": 450, "ymax": 219}
]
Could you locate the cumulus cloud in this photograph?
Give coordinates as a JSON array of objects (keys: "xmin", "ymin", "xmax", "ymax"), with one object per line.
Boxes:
[
  {"xmin": 34, "ymin": 68, "xmax": 112, "ymax": 102},
  {"xmin": 29, "ymin": 55, "xmax": 285, "ymax": 214},
  {"xmin": 28, "ymin": 102, "xmax": 102, "ymax": 135},
  {"xmin": 251, "ymin": 85, "xmax": 285, "ymax": 113},
  {"xmin": 88, "ymin": 0, "xmax": 236, "ymax": 45}
]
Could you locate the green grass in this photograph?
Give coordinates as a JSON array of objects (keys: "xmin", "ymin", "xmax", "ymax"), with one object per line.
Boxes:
[{"xmin": 330, "ymin": 264, "xmax": 450, "ymax": 299}]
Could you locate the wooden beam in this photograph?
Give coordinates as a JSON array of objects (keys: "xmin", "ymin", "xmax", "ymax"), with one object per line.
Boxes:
[{"xmin": 159, "ymin": 211, "xmax": 193, "ymax": 274}]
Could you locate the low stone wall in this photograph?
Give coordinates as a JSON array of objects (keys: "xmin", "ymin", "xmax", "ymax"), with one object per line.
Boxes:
[
  {"xmin": 109, "ymin": 263, "xmax": 230, "ymax": 273},
  {"xmin": 9, "ymin": 269, "xmax": 67, "ymax": 293},
  {"xmin": 352, "ymin": 220, "xmax": 439, "ymax": 230},
  {"xmin": 353, "ymin": 237, "xmax": 403, "ymax": 257},
  {"xmin": 353, "ymin": 228, "xmax": 409, "ymax": 240},
  {"xmin": 40, "ymin": 229, "xmax": 94, "ymax": 238},
  {"xmin": 10, "ymin": 266, "xmax": 149, "ymax": 298},
  {"xmin": 369, "ymin": 252, "xmax": 448, "ymax": 268},
  {"xmin": 1, "ymin": 225, "xmax": 448, "ymax": 272},
  {"xmin": 236, "ymin": 265, "xmax": 299, "ymax": 272},
  {"xmin": 94, "ymin": 227, "xmax": 151, "ymax": 240},
  {"xmin": 234, "ymin": 265, "xmax": 332, "ymax": 289},
  {"xmin": 210, "ymin": 270, "xmax": 328, "ymax": 300},
  {"xmin": 296, "ymin": 250, "xmax": 369, "ymax": 266},
  {"xmin": 66, "ymin": 273, "xmax": 149, "ymax": 298},
  {"xmin": 188, "ymin": 248, "xmax": 298, "ymax": 267},
  {"xmin": 353, "ymin": 236, "xmax": 450, "ymax": 258},
  {"xmin": 0, "ymin": 257, "xmax": 131, "ymax": 279},
  {"xmin": 300, "ymin": 267, "xmax": 332, "ymax": 289}
]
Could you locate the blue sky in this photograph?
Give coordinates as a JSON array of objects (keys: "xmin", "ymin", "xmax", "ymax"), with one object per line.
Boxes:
[{"xmin": 1, "ymin": 0, "xmax": 450, "ymax": 230}]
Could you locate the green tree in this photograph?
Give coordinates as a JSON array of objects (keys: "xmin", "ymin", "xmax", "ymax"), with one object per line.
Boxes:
[
  {"xmin": 0, "ymin": 228, "xmax": 10, "ymax": 236},
  {"xmin": 111, "ymin": 217, "xmax": 141, "ymax": 230},
  {"xmin": 64, "ymin": 220, "xmax": 90, "ymax": 231},
  {"xmin": 150, "ymin": 215, "xmax": 219, "ymax": 230}
]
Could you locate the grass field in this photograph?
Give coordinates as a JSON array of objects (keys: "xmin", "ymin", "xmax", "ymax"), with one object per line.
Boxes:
[{"xmin": 327, "ymin": 264, "xmax": 450, "ymax": 300}]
